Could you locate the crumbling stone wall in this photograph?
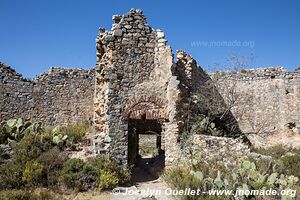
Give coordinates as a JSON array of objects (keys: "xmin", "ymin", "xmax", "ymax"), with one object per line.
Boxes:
[
  {"xmin": 0, "ymin": 63, "xmax": 95, "ymax": 126},
  {"xmin": 94, "ymin": 8, "xmax": 181, "ymax": 165},
  {"xmin": 32, "ymin": 68, "xmax": 95, "ymax": 125},
  {"xmin": 0, "ymin": 62, "xmax": 33, "ymax": 121},
  {"xmin": 190, "ymin": 135, "xmax": 251, "ymax": 166},
  {"xmin": 175, "ymin": 52, "xmax": 241, "ymax": 137},
  {"xmin": 214, "ymin": 68, "xmax": 300, "ymax": 136},
  {"xmin": 93, "ymin": 9, "xmax": 233, "ymax": 166}
]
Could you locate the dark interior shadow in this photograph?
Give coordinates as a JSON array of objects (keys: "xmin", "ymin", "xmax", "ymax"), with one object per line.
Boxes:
[{"xmin": 131, "ymin": 150, "xmax": 165, "ymax": 183}]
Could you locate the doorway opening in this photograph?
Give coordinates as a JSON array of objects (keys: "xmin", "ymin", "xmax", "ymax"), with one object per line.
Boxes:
[{"xmin": 128, "ymin": 116, "xmax": 165, "ymax": 182}]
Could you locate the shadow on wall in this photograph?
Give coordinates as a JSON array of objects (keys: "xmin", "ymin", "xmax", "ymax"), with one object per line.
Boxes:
[{"xmin": 174, "ymin": 51, "xmax": 246, "ymax": 141}]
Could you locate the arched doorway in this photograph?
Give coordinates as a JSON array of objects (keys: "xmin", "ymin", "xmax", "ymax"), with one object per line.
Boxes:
[
  {"xmin": 124, "ymin": 95, "xmax": 167, "ymax": 181},
  {"xmin": 128, "ymin": 116, "xmax": 163, "ymax": 165}
]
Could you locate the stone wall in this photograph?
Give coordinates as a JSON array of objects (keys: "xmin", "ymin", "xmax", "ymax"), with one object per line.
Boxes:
[
  {"xmin": 32, "ymin": 67, "xmax": 95, "ymax": 125},
  {"xmin": 190, "ymin": 135, "xmax": 251, "ymax": 166},
  {"xmin": 0, "ymin": 62, "xmax": 95, "ymax": 126},
  {"xmin": 93, "ymin": 9, "xmax": 236, "ymax": 166},
  {"xmin": 176, "ymin": 52, "xmax": 241, "ymax": 137},
  {"xmin": 93, "ymin": 8, "xmax": 182, "ymax": 165},
  {"xmin": 0, "ymin": 62, "xmax": 33, "ymax": 121},
  {"xmin": 214, "ymin": 67, "xmax": 300, "ymax": 136},
  {"xmin": 180, "ymin": 134, "xmax": 272, "ymax": 167}
]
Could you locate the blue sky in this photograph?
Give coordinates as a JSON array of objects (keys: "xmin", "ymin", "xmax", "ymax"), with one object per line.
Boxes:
[{"xmin": 0, "ymin": 0, "xmax": 299, "ymax": 78}]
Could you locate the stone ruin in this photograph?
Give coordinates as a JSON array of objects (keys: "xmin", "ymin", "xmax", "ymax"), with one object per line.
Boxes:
[
  {"xmin": 0, "ymin": 63, "xmax": 94, "ymax": 126},
  {"xmin": 93, "ymin": 8, "xmax": 236, "ymax": 166},
  {"xmin": 1, "ymin": 8, "xmax": 300, "ymax": 166},
  {"xmin": 214, "ymin": 67, "xmax": 300, "ymax": 148}
]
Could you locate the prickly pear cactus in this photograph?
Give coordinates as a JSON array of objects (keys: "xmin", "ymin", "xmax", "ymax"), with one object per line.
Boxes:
[
  {"xmin": 0, "ymin": 118, "xmax": 43, "ymax": 145},
  {"xmin": 214, "ymin": 171, "xmax": 223, "ymax": 189},
  {"xmin": 51, "ymin": 126, "xmax": 68, "ymax": 145},
  {"xmin": 191, "ymin": 114, "xmax": 221, "ymax": 136}
]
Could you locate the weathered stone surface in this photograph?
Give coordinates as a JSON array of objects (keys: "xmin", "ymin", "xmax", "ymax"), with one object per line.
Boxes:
[
  {"xmin": 93, "ymin": 9, "xmax": 231, "ymax": 166},
  {"xmin": 157, "ymin": 32, "xmax": 164, "ymax": 39},
  {"xmin": 113, "ymin": 29, "xmax": 123, "ymax": 37},
  {"xmin": 124, "ymin": 25, "xmax": 132, "ymax": 29},
  {"xmin": 189, "ymin": 135, "xmax": 251, "ymax": 166},
  {"xmin": 213, "ymin": 67, "xmax": 300, "ymax": 138},
  {"xmin": 0, "ymin": 62, "xmax": 94, "ymax": 126},
  {"xmin": 104, "ymin": 35, "xmax": 115, "ymax": 42}
]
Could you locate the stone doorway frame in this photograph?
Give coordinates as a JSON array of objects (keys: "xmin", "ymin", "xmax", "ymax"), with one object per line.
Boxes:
[{"xmin": 123, "ymin": 95, "xmax": 168, "ymax": 166}]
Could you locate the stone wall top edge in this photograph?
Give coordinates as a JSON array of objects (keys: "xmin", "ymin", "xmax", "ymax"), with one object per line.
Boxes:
[
  {"xmin": 0, "ymin": 62, "xmax": 32, "ymax": 82},
  {"xmin": 96, "ymin": 8, "xmax": 167, "ymax": 45},
  {"xmin": 1, "ymin": 62, "xmax": 95, "ymax": 82},
  {"xmin": 210, "ymin": 67, "xmax": 300, "ymax": 80},
  {"xmin": 34, "ymin": 67, "xmax": 95, "ymax": 81},
  {"xmin": 102, "ymin": 8, "xmax": 149, "ymax": 32}
]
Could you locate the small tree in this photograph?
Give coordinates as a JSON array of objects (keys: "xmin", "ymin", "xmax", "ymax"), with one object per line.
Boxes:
[{"xmin": 210, "ymin": 54, "xmax": 275, "ymax": 136}]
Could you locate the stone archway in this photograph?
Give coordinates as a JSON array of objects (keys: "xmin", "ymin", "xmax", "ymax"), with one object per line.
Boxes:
[
  {"xmin": 123, "ymin": 95, "xmax": 168, "ymax": 120},
  {"xmin": 124, "ymin": 95, "xmax": 167, "ymax": 179}
]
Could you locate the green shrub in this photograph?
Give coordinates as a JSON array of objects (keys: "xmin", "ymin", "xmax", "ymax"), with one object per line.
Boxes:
[
  {"xmin": 0, "ymin": 159, "xmax": 24, "ymax": 189},
  {"xmin": 1, "ymin": 145, "xmax": 13, "ymax": 162},
  {"xmin": 0, "ymin": 188, "xmax": 62, "ymax": 200},
  {"xmin": 60, "ymin": 158, "xmax": 85, "ymax": 189},
  {"xmin": 0, "ymin": 190, "xmax": 31, "ymax": 200},
  {"xmin": 22, "ymin": 160, "xmax": 44, "ymax": 187},
  {"xmin": 88, "ymin": 155, "xmax": 121, "ymax": 174},
  {"xmin": 0, "ymin": 131, "xmax": 129, "ymax": 192},
  {"xmin": 51, "ymin": 124, "xmax": 88, "ymax": 150},
  {"xmin": 163, "ymin": 167, "xmax": 196, "ymax": 190},
  {"xmin": 13, "ymin": 134, "xmax": 42, "ymax": 165},
  {"xmin": 0, "ymin": 124, "xmax": 10, "ymax": 144},
  {"xmin": 37, "ymin": 147, "xmax": 66, "ymax": 188},
  {"xmin": 252, "ymin": 145, "xmax": 300, "ymax": 180},
  {"xmin": 34, "ymin": 128, "xmax": 54, "ymax": 152},
  {"xmin": 60, "ymin": 158, "xmax": 98, "ymax": 191},
  {"xmin": 163, "ymin": 159, "xmax": 299, "ymax": 200},
  {"xmin": 98, "ymin": 170, "xmax": 120, "ymax": 191},
  {"xmin": 88, "ymin": 155, "xmax": 131, "ymax": 187},
  {"xmin": 163, "ymin": 167, "xmax": 227, "ymax": 200},
  {"xmin": 59, "ymin": 124, "xmax": 88, "ymax": 143},
  {"xmin": 0, "ymin": 124, "xmax": 89, "ymax": 191},
  {"xmin": 139, "ymin": 146, "xmax": 158, "ymax": 157},
  {"xmin": 83, "ymin": 156, "xmax": 131, "ymax": 191},
  {"xmin": 0, "ymin": 134, "xmax": 46, "ymax": 190},
  {"xmin": 280, "ymin": 154, "xmax": 300, "ymax": 178},
  {"xmin": 0, "ymin": 146, "xmax": 3, "ymax": 162},
  {"xmin": 78, "ymin": 164, "xmax": 98, "ymax": 191},
  {"xmin": 31, "ymin": 188, "xmax": 62, "ymax": 200},
  {"xmin": 251, "ymin": 144, "xmax": 300, "ymax": 159},
  {"xmin": 60, "ymin": 157, "xmax": 130, "ymax": 191},
  {"xmin": 0, "ymin": 134, "xmax": 42, "ymax": 189}
]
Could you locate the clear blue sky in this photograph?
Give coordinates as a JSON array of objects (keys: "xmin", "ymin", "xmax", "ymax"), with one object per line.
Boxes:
[{"xmin": 1, "ymin": 0, "xmax": 299, "ymax": 78}]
